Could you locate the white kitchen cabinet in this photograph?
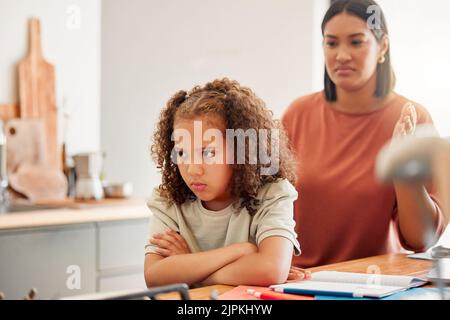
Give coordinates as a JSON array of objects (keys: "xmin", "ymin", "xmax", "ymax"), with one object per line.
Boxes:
[
  {"xmin": 0, "ymin": 224, "xmax": 96, "ymax": 299},
  {"xmin": 97, "ymin": 219, "xmax": 148, "ymax": 271},
  {"xmin": 98, "ymin": 273, "xmax": 145, "ymax": 292},
  {"xmin": 96, "ymin": 219, "xmax": 148, "ymax": 292},
  {"xmin": 0, "ymin": 217, "xmax": 149, "ymax": 299}
]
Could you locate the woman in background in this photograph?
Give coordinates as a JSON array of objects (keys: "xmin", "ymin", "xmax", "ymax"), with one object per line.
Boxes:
[{"xmin": 283, "ymin": 0, "xmax": 446, "ymax": 268}]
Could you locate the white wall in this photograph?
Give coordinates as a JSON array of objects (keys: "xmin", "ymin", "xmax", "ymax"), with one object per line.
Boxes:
[
  {"xmin": 377, "ymin": 0, "xmax": 450, "ymax": 137},
  {"xmin": 0, "ymin": 0, "xmax": 101, "ymax": 155},
  {"xmin": 101, "ymin": 0, "xmax": 328, "ymax": 197}
]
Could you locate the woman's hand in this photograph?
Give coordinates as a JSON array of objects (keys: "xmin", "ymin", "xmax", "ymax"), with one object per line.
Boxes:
[
  {"xmin": 150, "ymin": 230, "xmax": 191, "ymax": 257},
  {"xmin": 286, "ymin": 266, "xmax": 312, "ymax": 282},
  {"xmin": 392, "ymin": 102, "xmax": 417, "ymax": 139}
]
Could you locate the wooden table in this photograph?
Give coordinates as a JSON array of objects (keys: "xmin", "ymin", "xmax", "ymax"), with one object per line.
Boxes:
[{"xmin": 157, "ymin": 253, "xmax": 434, "ymax": 300}]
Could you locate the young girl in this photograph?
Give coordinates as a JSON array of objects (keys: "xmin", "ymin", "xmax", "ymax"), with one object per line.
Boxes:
[{"xmin": 144, "ymin": 78, "xmax": 309, "ymax": 288}]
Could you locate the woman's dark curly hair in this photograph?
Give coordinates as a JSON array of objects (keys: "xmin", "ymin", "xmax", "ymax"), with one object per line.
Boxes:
[{"xmin": 151, "ymin": 78, "xmax": 296, "ymax": 215}]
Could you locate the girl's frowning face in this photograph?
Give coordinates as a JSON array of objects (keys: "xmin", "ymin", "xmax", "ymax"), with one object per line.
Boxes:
[{"xmin": 173, "ymin": 115, "xmax": 234, "ymax": 211}]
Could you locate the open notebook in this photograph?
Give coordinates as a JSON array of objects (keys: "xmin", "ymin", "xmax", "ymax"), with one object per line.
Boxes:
[{"xmin": 270, "ymin": 271, "xmax": 428, "ymax": 299}]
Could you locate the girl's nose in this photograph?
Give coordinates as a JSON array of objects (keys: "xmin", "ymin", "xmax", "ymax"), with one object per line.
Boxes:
[{"xmin": 187, "ymin": 163, "xmax": 204, "ymax": 176}]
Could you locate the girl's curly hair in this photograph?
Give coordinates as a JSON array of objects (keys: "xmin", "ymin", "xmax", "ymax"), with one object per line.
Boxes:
[{"xmin": 151, "ymin": 78, "xmax": 296, "ymax": 215}]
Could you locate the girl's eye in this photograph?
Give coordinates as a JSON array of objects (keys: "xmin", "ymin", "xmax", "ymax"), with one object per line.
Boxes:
[
  {"xmin": 351, "ymin": 40, "xmax": 363, "ymax": 46},
  {"xmin": 176, "ymin": 149, "xmax": 187, "ymax": 159},
  {"xmin": 325, "ymin": 41, "xmax": 337, "ymax": 48},
  {"xmin": 203, "ymin": 149, "xmax": 215, "ymax": 159}
]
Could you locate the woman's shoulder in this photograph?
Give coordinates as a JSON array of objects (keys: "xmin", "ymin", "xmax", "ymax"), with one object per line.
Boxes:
[
  {"xmin": 286, "ymin": 91, "xmax": 325, "ymax": 110},
  {"xmin": 256, "ymin": 179, "xmax": 298, "ymax": 203},
  {"xmin": 390, "ymin": 93, "xmax": 434, "ymax": 123},
  {"xmin": 283, "ymin": 91, "xmax": 325, "ymax": 120}
]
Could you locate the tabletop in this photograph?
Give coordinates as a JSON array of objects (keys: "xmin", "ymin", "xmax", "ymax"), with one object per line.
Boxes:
[{"xmin": 156, "ymin": 253, "xmax": 434, "ymax": 300}]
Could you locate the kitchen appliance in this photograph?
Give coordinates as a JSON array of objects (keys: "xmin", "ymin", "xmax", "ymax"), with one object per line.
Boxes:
[{"xmin": 73, "ymin": 152, "xmax": 104, "ymax": 200}]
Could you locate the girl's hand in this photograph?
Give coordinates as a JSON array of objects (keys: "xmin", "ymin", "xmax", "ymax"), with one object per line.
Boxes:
[
  {"xmin": 392, "ymin": 102, "xmax": 417, "ymax": 139},
  {"xmin": 286, "ymin": 266, "xmax": 312, "ymax": 282},
  {"xmin": 235, "ymin": 242, "xmax": 258, "ymax": 256},
  {"xmin": 150, "ymin": 230, "xmax": 191, "ymax": 257}
]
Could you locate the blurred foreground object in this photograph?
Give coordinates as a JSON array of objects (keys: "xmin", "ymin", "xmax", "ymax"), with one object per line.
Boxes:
[
  {"xmin": 376, "ymin": 124, "xmax": 449, "ymax": 225},
  {"xmin": 376, "ymin": 124, "xmax": 450, "ymax": 298}
]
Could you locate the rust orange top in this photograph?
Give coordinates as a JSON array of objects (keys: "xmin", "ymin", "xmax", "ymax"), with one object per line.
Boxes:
[{"xmin": 282, "ymin": 91, "xmax": 445, "ymax": 268}]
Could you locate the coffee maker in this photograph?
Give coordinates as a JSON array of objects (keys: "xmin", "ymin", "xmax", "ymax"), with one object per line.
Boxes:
[{"xmin": 73, "ymin": 152, "xmax": 104, "ymax": 200}]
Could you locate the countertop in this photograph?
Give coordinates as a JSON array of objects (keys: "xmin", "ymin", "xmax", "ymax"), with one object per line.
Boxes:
[{"xmin": 0, "ymin": 198, "xmax": 150, "ymax": 230}]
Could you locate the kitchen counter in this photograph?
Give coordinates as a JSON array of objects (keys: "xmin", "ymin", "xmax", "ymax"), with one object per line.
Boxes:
[
  {"xmin": 0, "ymin": 198, "xmax": 151, "ymax": 299},
  {"xmin": 0, "ymin": 198, "xmax": 150, "ymax": 230}
]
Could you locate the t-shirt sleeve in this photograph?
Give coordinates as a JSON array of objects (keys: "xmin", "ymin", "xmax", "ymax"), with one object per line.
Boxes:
[
  {"xmin": 144, "ymin": 188, "xmax": 180, "ymax": 255},
  {"xmin": 251, "ymin": 180, "xmax": 301, "ymax": 256}
]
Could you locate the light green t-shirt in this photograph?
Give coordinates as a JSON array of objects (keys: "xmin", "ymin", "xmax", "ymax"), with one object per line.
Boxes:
[{"xmin": 144, "ymin": 179, "xmax": 301, "ymax": 256}]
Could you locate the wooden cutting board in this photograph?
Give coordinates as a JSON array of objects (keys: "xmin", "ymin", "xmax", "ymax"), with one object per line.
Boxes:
[
  {"xmin": 9, "ymin": 163, "xmax": 68, "ymax": 202},
  {"xmin": 18, "ymin": 18, "xmax": 60, "ymax": 170},
  {"xmin": 0, "ymin": 104, "xmax": 19, "ymax": 120},
  {"xmin": 5, "ymin": 119, "xmax": 47, "ymax": 174}
]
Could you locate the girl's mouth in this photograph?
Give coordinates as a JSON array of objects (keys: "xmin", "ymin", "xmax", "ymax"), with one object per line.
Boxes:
[{"xmin": 191, "ymin": 183, "xmax": 207, "ymax": 192}]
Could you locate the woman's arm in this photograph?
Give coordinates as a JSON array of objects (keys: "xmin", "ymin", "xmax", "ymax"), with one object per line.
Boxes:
[
  {"xmin": 392, "ymin": 103, "xmax": 444, "ymax": 251},
  {"xmin": 144, "ymin": 242, "xmax": 257, "ymax": 287},
  {"xmin": 394, "ymin": 183, "xmax": 442, "ymax": 251},
  {"xmin": 201, "ymin": 237, "xmax": 294, "ymax": 287}
]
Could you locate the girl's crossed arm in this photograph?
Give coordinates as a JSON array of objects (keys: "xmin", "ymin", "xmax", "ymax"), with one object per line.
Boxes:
[
  {"xmin": 201, "ymin": 236, "xmax": 295, "ymax": 287},
  {"xmin": 145, "ymin": 230, "xmax": 304, "ymax": 287},
  {"xmin": 144, "ymin": 231, "xmax": 257, "ymax": 287}
]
